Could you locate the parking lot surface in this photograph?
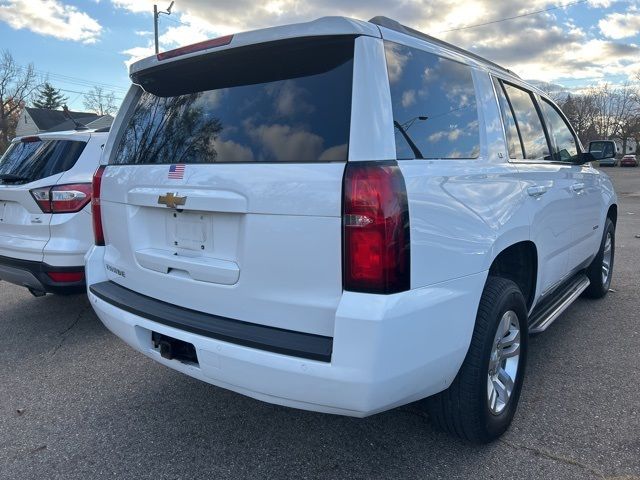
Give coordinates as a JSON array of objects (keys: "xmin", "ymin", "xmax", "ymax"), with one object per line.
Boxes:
[{"xmin": 1, "ymin": 167, "xmax": 639, "ymax": 480}]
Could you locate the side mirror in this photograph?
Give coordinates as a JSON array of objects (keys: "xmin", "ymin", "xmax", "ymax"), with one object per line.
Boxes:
[
  {"xmin": 588, "ymin": 140, "xmax": 616, "ymax": 160},
  {"xmin": 576, "ymin": 152, "xmax": 595, "ymax": 165}
]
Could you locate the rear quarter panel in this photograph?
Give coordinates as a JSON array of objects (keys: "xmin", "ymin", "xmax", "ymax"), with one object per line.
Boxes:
[{"xmin": 398, "ymin": 69, "xmax": 529, "ymax": 288}]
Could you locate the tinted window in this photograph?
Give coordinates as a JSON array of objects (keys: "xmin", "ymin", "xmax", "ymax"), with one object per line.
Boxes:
[
  {"xmin": 0, "ymin": 139, "xmax": 86, "ymax": 184},
  {"xmin": 540, "ymin": 99, "xmax": 578, "ymax": 161},
  {"xmin": 493, "ymin": 78, "xmax": 524, "ymax": 159},
  {"xmin": 384, "ymin": 42, "xmax": 479, "ymax": 159},
  {"xmin": 112, "ymin": 38, "xmax": 354, "ymax": 165},
  {"xmin": 502, "ymin": 83, "xmax": 550, "ymax": 160}
]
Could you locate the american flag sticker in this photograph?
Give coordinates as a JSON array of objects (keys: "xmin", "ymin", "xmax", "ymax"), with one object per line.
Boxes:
[{"xmin": 168, "ymin": 164, "xmax": 185, "ymax": 179}]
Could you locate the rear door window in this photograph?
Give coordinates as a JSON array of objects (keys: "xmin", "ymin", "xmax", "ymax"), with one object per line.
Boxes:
[
  {"xmin": 0, "ymin": 139, "xmax": 86, "ymax": 184},
  {"xmin": 384, "ymin": 41, "xmax": 480, "ymax": 159},
  {"xmin": 112, "ymin": 37, "xmax": 354, "ymax": 165},
  {"xmin": 501, "ymin": 83, "xmax": 551, "ymax": 161}
]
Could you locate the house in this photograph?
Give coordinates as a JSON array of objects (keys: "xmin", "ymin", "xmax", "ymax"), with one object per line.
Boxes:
[
  {"xmin": 612, "ymin": 138, "xmax": 637, "ymax": 155},
  {"xmin": 42, "ymin": 114, "xmax": 114, "ymax": 133},
  {"xmin": 14, "ymin": 108, "xmax": 107, "ymax": 137}
]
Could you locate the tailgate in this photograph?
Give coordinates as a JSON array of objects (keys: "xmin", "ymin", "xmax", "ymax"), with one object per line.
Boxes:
[
  {"xmin": 100, "ymin": 163, "xmax": 344, "ymax": 336},
  {"xmin": 0, "ymin": 180, "xmax": 57, "ymax": 261}
]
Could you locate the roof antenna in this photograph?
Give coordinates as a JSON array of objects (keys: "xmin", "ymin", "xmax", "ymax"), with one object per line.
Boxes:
[{"xmin": 62, "ymin": 105, "xmax": 88, "ymax": 131}]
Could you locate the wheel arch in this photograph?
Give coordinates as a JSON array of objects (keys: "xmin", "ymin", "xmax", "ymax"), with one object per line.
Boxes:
[
  {"xmin": 487, "ymin": 240, "xmax": 538, "ymax": 310},
  {"xmin": 607, "ymin": 203, "xmax": 617, "ymax": 225}
]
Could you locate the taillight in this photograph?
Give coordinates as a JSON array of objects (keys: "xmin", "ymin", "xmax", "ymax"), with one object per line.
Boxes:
[
  {"xmin": 343, "ymin": 161, "xmax": 410, "ymax": 294},
  {"xmin": 30, "ymin": 184, "xmax": 92, "ymax": 213},
  {"xmin": 92, "ymin": 165, "xmax": 106, "ymax": 246},
  {"xmin": 46, "ymin": 271, "xmax": 84, "ymax": 283}
]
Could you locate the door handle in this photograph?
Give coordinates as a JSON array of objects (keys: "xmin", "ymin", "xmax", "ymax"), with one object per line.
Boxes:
[
  {"xmin": 570, "ymin": 183, "xmax": 585, "ymax": 193},
  {"xmin": 527, "ymin": 185, "xmax": 548, "ymax": 197}
]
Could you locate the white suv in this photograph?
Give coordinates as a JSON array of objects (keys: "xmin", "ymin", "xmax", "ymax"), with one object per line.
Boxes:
[
  {"xmin": 85, "ymin": 17, "xmax": 617, "ymax": 442},
  {"xmin": 0, "ymin": 128, "xmax": 108, "ymax": 295}
]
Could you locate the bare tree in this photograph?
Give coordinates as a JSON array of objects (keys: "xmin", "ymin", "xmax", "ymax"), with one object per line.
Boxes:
[
  {"xmin": 560, "ymin": 92, "xmax": 599, "ymax": 144},
  {"xmin": 0, "ymin": 50, "xmax": 40, "ymax": 152},
  {"xmin": 561, "ymin": 82, "xmax": 640, "ymax": 150},
  {"xmin": 83, "ymin": 86, "xmax": 117, "ymax": 116}
]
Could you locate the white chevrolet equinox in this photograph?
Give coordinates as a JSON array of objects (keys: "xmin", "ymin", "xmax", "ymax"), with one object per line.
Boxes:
[
  {"xmin": 86, "ymin": 17, "xmax": 617, "ymax": 442},
  {"xmin": 0, "ymin": 128, "xmax": 108, "ymax": 295}
]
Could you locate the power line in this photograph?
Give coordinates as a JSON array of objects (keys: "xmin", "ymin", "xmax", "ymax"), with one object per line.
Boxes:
[
  {"xmin": 161, "ymin": 15, "xmax": 189, "ymax": 27},
  {"xmin": 56, "ymin": 88, "xmax": 124, "ymax": 102},
  {"xmin": 14, "ymin": 64, "xmax": 129, "ymax": 94},
  {"xmin": 440, "ymin": 0, "xmax": 590, "ymax": 33}
]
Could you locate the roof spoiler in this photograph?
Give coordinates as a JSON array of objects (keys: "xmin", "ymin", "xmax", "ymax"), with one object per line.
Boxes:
[{"xmin": 369, "ymin": 16, "xmax": 520, "ymax": 79}]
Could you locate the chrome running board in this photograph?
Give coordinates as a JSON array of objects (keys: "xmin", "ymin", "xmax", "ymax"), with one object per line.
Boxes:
[{"xmin": 528, "ymin": 275, "xmax": 590, "ymax": 334}]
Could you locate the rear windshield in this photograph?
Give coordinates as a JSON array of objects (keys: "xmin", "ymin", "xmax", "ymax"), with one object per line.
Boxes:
[
  {"xmin": 112, "ymin": 37, "xmax": 355, "ymax": 165},
  {"xmin": 0, "ymin": 139, "xmax": 87, "ymax": 184}
]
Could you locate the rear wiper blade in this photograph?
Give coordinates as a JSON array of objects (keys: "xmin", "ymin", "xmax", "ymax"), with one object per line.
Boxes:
[{"xmin": 0, "ymin": 173, "xmax": 31, "ymax": 183}]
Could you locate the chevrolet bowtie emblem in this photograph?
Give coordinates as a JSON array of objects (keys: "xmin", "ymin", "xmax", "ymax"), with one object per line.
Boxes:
[{"xmin": 158, "ymin": 192, "xmax": 187, "ymax": 209}]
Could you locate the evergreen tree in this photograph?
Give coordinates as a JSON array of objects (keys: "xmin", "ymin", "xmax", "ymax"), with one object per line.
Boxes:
[{"xmin": 32, "ymin": 82, "xmax": 67, "ymax": 110}]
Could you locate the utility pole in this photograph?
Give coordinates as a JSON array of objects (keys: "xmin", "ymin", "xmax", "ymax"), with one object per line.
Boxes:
[
  {"xmin": 153, "ymin": 5, "xmax": 159, "ymax": 54},
  {"xmin": 153, "ymin": 2, "xmax": 174, "ymax": 54}
]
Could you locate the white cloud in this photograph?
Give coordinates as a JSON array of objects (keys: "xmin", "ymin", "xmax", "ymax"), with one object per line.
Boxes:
[
  {"xmin": 588, "ymin": 0, "xmax": 613, "ymax": 7},
  {"xmin": 211, "ymin": 138, "xmax": 254, "ymax": 162},
  {"xmin": 121, "ymin": 45, "xmax": 154, "ymax": 67},
  {"xmin": 0, "ymin": 0, "xmax": 102, "ymax": 43},
  {"xmin": 401, "ymin": 89, "xmax": 417, "ymax": 108},
  {"xmin": 599, "ymin": 12, "xmax": 640, "ymax": 39},
  {"xmin": 249, "ymin": 123, "xmax": 323, "ymax": 162}
]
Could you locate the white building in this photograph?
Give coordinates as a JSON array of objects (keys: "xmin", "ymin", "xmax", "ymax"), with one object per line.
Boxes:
[{"xmin": 612, "ymin": 138, "xmax": 637, "ymax": 155}]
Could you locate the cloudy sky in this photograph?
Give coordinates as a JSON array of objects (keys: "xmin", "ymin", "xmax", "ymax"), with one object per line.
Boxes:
[{"xmin": 0, "ymin": 0, "xmax": 639, "ymax": 110}]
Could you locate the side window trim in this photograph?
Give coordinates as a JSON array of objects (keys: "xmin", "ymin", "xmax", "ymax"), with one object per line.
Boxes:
[
  {"xmin": 493, "ymin": 77, "xmax": 526, "ymax": 159},
  {"xmin": 499, "ymin": 79, "xmax": 557, "ymax": 164},
  {"xmin": 531, "ymin": 92, "xmax": 558, "ymax": 161}
]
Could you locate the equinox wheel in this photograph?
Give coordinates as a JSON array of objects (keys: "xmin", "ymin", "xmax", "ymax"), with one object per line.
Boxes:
[
  {"xmin": 487, "ymin": 311, "xmax": 521, "ymax": 415},
  {"xmin": 584, "ymin": 217, "xmax": 615, "ymax": 298},
  {"xmin": 425, "ymin": 276, "xmax": 528, "ymax": 443}
]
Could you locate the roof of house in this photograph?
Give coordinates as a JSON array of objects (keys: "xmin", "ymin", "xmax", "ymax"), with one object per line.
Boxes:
[
  {"xmin": 42, "ymin": 116, "xmax": 103, "ymax": 133},
  {"xmin": 25, "ymin": 107, "xmax": 100, "ymax": 132},
  {"xmin": 85, "ymin": 115, "xmax": 114, "ymax": 130}
]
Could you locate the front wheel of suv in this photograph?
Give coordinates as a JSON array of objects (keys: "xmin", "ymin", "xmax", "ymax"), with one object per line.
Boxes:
[{"xmin": 425, "ymin": 276, "xmax": 528, "ymax": 443}]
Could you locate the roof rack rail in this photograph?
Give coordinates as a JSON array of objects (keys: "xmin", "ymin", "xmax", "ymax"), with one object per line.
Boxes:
[{"xmin": 368, "ymin": 16, "xmax": 520, "ymax": 79}]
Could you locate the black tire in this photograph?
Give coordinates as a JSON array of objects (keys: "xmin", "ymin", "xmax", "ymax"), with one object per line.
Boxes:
[
  {"xmin": 583, "ymin": 217, "xmax": 615, "ymax": 299},
  {"xmin": 425, "ymin": 276, "xmax": 528, "ymax": 443}
]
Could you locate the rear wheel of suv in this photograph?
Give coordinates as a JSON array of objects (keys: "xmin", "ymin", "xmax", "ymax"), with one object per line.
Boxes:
[
  {"xmin": 583, "ymin": 217, "xmax": 615, "ymax": 299},
  {"xmin": 425, "ymin": 276, "xmax": 528, "ymax": 443}
]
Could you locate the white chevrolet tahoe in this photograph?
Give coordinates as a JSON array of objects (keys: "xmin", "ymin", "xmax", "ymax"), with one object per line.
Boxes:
[
  {"xmin": 85, "ymin": 17, "xmax": 617, "ymax": 443},
  {"xmin": 0, "ymin": 128, "xmax": 108, "ymax": 295}
]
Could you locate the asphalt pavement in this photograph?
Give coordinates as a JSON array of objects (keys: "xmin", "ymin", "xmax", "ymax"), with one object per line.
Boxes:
[{"xmin": 1, "ymin": 167, "xmax": 639, "ymax": 480}]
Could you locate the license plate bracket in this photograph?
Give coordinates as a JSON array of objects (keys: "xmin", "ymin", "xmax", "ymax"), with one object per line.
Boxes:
[{"xmin": 167, "ymin": 211, "xmax": 211, "ymax": 251}]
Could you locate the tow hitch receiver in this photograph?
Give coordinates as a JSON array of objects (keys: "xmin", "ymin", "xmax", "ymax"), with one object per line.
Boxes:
[{"xmin": 151, "ymin": 332, "xmax": 199, "ymax": 365}]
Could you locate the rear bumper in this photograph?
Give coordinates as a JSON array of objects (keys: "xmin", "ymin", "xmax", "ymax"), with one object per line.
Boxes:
[
  {"xmin": 86, "ymin": 246, "xmax": 486, "ymax": 417},
  {"xmin": 0, "ymin": 255, "xmax": 85, "ymax": 294}
]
